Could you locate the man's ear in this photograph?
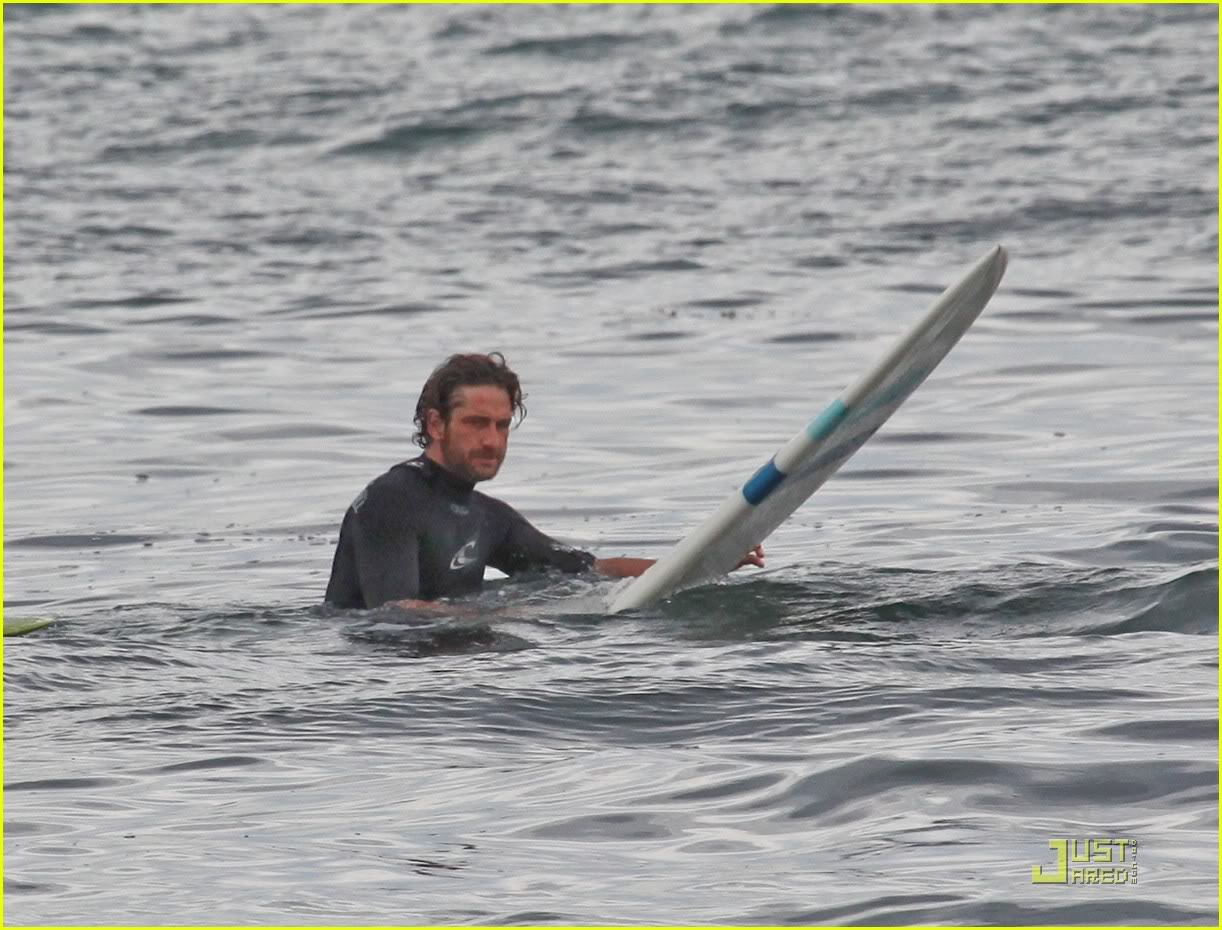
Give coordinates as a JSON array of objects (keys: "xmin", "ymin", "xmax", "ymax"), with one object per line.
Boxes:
[{"xmin": 425, "ymin": 408, "xmax": 446, "ymax": 444}]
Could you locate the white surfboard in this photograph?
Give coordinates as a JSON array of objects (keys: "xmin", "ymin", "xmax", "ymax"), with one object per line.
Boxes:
[{"xmin": 608, "ymin": 245, "xmax": 1008, "ymax": 613}]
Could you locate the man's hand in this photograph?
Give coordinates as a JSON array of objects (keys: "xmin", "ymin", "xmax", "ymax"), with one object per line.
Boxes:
[
  {"xmin": 386, "ymin": 598, "xmax": 455, "ymax": 613},
  {"xmin": 596, "ymin": 545, "xmax": 764, "ymax": 579},
  {"xmin": 594, "ymin": 557, "xmax": 655, "ymax": 579},
  {"xmin": 735, "ymin": 544, "xmax": 765, "ymax": 570}
]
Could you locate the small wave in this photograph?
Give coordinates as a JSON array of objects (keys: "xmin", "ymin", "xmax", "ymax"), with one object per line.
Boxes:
[
  {"xmin": 732, "ymin": 3, "xmax": 889, "ymax": 34},
  {"xmin": 127, "ymin": 313, "xmax": 236, "ymax": 327},
  {"xmin": 729, "ymin": 754, "xmax": 1213, "ymax": 820},
  {"xmin": 752, "ymin": 896, "xmax": 1212, "ymax": 926},
  {"xmin": 1088, "ymin": 716, "xmax": 1217, "ymax": 743},
  {"xmin": 486, "ymin": 31, "xmax": 675, "ymax": 61},
  {"xmin": 848, "ymin": 81, "xmax": 968, "ymax": 109},
  {"xmin": 1005, "ymin": 287, "xmax": 1078, "ymax": 299},
  {"xmin": 134, "ymin": 405, "xmax": 250, "ymax": 418},
  {"xmin": 524, "ymin": 810, "xmax": 677, "ymax": 841},
  {"xmin": 540, "ymin": 258, "xmax": 706, "ymax": 284},
  {"xmin": 432, "ymin": 17, "xmax": 483, "ymax": 41},
  {"xmin": 3, "ymin": 877, "xmax": 72, "ymax": 897},
  {"xmin": 50, "ymin": 22, "xmax": 131, "ymax": 44},
  {"xmin": 1015, "ymin": 92, "xmax": 1162, "ymax": 126},
  {"xmin": 724, "ymin": 99, "xmax": 813, "ymax": 129},
  {"xmin": 8, "ymin": 533, "xmax": 161, "ymax": 550},
  {"xmin": 263, "ymin": 227, "xmax": 379, "ymax": 248},
  {"xmin": 4, "ymin": 776, "xmax": 130, "ymax": 792},
  {"xmin": 282, "ymin": 83, "xmax": 384, "ymax": 106},
  {"xmin": 627, "ymin": 331, "xmax": 692, "ymax": 342},
  {"xmin": 994, "ymin": 477, "xmax": 1216, "ymax": 505},
  {"xmin": 766, "ymin": 331, "xmax": 849, "ymax": 344},
  {"xmin": 1075, "ymin": 299, "xmax": 1217, "ymax": 312},
  {"xmin": 885, "ymin": 186, "xmax": 1215, "ymax": 245},
  {"xmin": 873, "ymin": 430, "xmax": 1000, "ymax": 445},
  {"xmin": 214, "ymin": 423, "xmax": 366, "ymax": 441},
  {"xmin": 99, "ymin": 129, "xmax": 263, "ymax": 162},
  {"xmin": 341, "ymin": 615, "xmax": 534, "ymax": 658},
  {"xmin": 566, "ymin": 107, "xmax": 701, "ymax": 135},
  {"xmin": 67, "ymin": 292, "xmax": 193, "ymax": 310},
  {"xmin": 5, "ymin": 320, "xmax": 109, "ymax": 336},
  {"xmin": 795, "ymin": 254, "xmax": 848, "ymax": 269},
  {"xmin": 284, "ymin": 301, "xmax": 447, "ymax": 321},
  {"xmin": 1088, "ymin": 566, "xmax": 1217, "ymax": 636},
  {"xmin": 152, "ymin": 348, "xmax": 270, "ymax": 362},
  {"xmin": 78, "ymin": 223, "xmax": 173, "ymax": 239},
  {"xmin": 1122, "ymin": 312, "xmax": 1217, "ymax": 326},
  {"xmin": 651, "ymin": 563, "xmax": 1217, "ymax": 639},
  {"xmin": 329, "ymin": 120, "xmax": 497, "ymax": 158},
  {"xmin": 146, "ymin": 755, "xmax": 264, "ymax": 775}
]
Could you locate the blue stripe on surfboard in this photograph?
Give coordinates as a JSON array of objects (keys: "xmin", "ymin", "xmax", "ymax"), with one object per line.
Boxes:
[
  {"xmin": 742, "ymin": 458, "xmax": 786, "ymax": 505},
  {"xmin": 742, "ymin": 400, "xmax": 852, "ymax": 505}
]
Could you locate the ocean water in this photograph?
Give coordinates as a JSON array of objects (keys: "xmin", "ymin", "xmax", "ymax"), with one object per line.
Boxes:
[{"xmin": 2, "ymin": 2, "xmax": 1217, "ymax": 925}]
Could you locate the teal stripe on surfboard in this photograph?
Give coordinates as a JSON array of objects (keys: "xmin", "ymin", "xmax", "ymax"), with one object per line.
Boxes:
[{"xmin": 806, "ymin": 399, "xmax": 850, "ymax": 440}]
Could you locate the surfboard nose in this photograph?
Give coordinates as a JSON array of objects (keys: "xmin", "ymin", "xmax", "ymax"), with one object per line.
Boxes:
[{"xmin": 990, "ymin": 244, "xmax": 1009, "ymax": 281}]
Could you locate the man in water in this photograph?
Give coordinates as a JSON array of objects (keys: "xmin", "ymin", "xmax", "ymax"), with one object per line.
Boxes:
[{"xmin": 325, "ymin": 352, "xmax": 764, "ymax": 609}]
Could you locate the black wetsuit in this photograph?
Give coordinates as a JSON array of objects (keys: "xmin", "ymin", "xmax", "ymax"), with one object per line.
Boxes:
[{"xmin": 324, "ymin": 456, "xmax": 595, "ymax": 608}]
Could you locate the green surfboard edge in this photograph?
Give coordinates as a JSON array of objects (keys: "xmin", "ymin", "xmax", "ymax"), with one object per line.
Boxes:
[{"xmin": 3, "ymin": 617, "xmax": 54, "ymax": 637}]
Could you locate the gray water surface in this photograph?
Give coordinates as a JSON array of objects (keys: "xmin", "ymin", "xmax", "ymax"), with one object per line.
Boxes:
[{"xmin": 3, "ymin": 3, "xmax": 1217, "ymax": 925}]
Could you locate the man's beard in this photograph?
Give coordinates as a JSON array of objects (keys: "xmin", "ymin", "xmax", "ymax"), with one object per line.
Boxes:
[{"xmin": 438, "ymin": 436, "xmax": 501, "ymax": 483}]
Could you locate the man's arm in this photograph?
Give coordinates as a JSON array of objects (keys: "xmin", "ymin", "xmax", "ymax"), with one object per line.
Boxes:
[
  {"xmin": 594, "ymin": 545, "xmax": 765, "ymax": 578},
  {"xmin": 489, "ymin": 500, "xmax": 598, "ymax": 576},
  {"xmin": 491, "ymin": 500, "xmax": 765, "ymax": 581},
  {"xmin": 350, "ymin": 482, "xmax": 423, "ymax": 608},
  {"xmin": 385, "ymin": 597, "xmax": 448, "ymax": 611},
  {"xmin": 593, "ymin": 557, "xmax": 655, "ymax": 578}
]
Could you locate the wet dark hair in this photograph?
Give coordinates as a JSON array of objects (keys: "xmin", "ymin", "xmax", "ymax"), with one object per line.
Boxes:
[{"xmin": 412, "ymin": 352, "xmax": 526, "ymax": 448}]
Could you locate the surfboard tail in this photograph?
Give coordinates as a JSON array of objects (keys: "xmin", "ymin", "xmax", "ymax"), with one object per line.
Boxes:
[{"xmin": 609, "ymin": 493, "xmax": 754, "ymax": 613}]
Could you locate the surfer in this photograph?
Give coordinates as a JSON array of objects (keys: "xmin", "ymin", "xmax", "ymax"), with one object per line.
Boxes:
[{"xmin": 325, "ymin": 352, "xmax": 764, "ymax": 609}]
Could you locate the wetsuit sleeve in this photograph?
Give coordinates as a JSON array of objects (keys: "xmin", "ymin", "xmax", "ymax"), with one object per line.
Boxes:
[
  {"xmin": 488, "ymin": 501, "xmax": 595, "ymax": 577},
  {"xmin": 349, "ymin": 478, "xmax": 421, "ymax": 607}
]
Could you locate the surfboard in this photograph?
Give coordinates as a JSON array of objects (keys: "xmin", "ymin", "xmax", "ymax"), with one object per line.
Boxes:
[
  {"xmin": 3, "ymin": 617, "xmax": 54, "ymax": 637},
  {"xmin": 608, "ymin": 245, "xmax": 1008, "ymax": 613}
]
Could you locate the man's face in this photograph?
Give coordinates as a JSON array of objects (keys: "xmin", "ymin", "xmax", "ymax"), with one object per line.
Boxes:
[{"xmin": 426, "ymin": 384, "xmax": 512, "ymax": 483}]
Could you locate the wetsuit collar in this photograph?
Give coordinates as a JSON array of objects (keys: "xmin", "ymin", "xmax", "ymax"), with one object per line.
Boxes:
[{"xmin": 415, "ymin": 454, "xmax": 476, "ymax": 495}]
